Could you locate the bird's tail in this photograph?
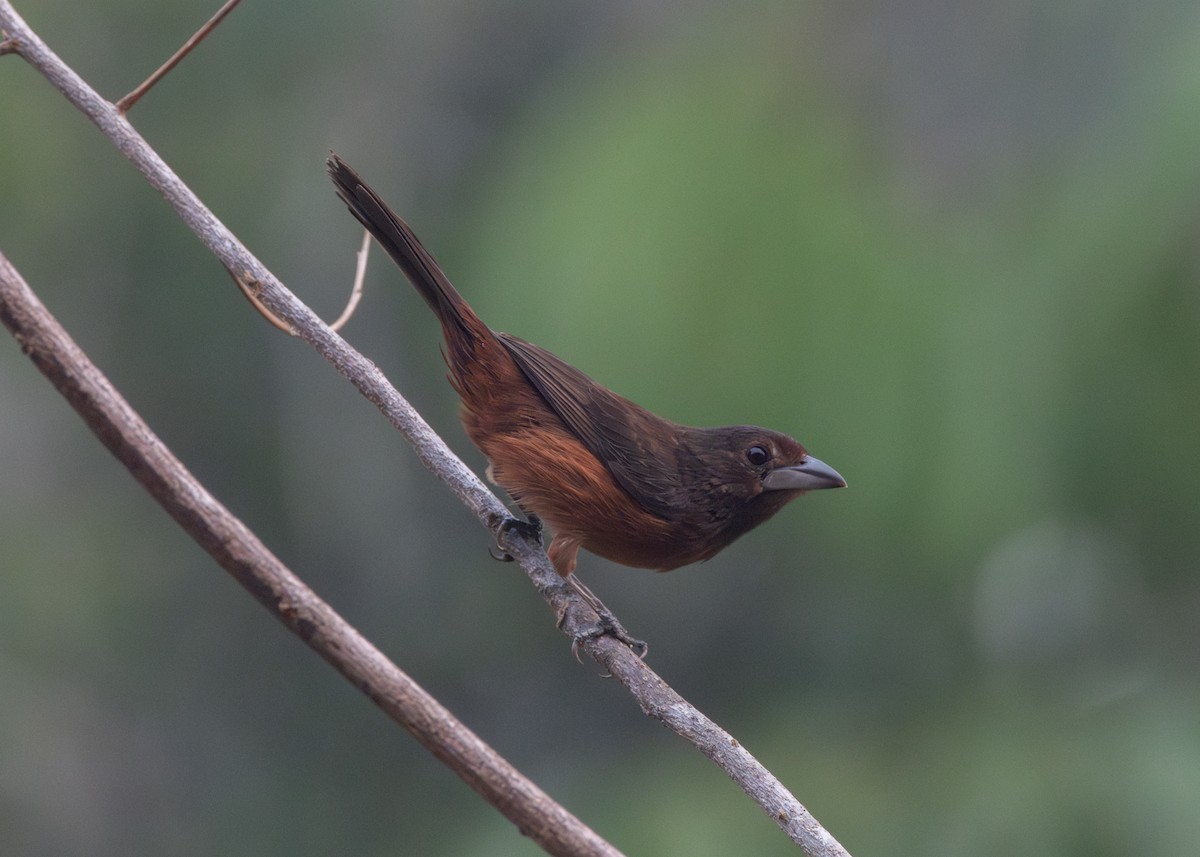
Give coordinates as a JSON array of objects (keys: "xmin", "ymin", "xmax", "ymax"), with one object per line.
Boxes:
[{"xmin": 327, "ymin": 154, "xmax": 482, "ymax": 343}]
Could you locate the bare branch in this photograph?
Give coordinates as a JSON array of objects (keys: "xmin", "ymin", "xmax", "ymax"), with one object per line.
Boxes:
[
  {"xmin": 116, "ymin": 0, "xmax": 243, "ymax": 113},
  {"xmin": 0, "ymin": 249, "xmax": 622, "ymax": 857},
  {"xmin": 0, "ymin": 3, "xmax": 852, "ymax": 854}
]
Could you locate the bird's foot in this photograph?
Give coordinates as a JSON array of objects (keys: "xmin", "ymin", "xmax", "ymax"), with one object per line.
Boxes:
[
  {"xmin": 504, "ymin": 513, "xmax": 543, "ymax": 542},
  {"xmin": 568, "ymin": 615, "xmax": 649, "ymax": 664},
  {"xmin": 490, "ymin": 513, "xmax": 544, "ymax": 562},
  {"xmin": 560, "ymin": 575, "xmax": 648, "ymax": 662}
]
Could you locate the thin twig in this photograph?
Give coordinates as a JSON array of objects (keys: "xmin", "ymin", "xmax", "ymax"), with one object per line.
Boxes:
[
  {"xmin": 0, "ymin": 3, "xmax": 852, "ymax": 855},
  {"xmin": 237, "ymin": 228, "xmax": 369, "ymax": 334},
  {"xmin": 233, "ymin": 269, "xmax": 294, "ymax": 333},
  {"xmin": 116, "ymin": 0, "xmax": 243, "ymax": 113},
  {"xmin": 329, "ymin": 228, "xmax": 370, "ymax": 332},
  {"xmin": 0, "ymin": 250, "xmax": 622, "ymax": 857}
]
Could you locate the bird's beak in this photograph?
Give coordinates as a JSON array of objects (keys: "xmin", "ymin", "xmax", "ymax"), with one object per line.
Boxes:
[{"xmin": 761, "ymin": 456, "xmax": 846, "ymax": 492}]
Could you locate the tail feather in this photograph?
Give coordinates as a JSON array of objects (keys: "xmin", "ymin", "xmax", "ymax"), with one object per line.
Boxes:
[{"xmin": 327, "ymin": 154, "xmax": 479, "ymax": 340}]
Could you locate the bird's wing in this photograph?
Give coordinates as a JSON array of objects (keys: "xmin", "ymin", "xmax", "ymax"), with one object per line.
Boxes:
[{"xmin": 498, "ymin": 333, "xmax": 684, "ymax": 520}]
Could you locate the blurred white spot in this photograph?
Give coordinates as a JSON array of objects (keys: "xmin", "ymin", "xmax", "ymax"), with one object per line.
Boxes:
[{"xmin": 973, "ymin": 519, "xmax": 1134, "ymax": 663}]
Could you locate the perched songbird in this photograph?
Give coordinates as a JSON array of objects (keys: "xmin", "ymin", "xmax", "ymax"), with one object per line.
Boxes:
[{"xmin": 328, "ymin": 155, "xmax": 845, "ymax": 595}]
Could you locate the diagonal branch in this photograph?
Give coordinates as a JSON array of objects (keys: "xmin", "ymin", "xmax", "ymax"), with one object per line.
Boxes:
[
  {"xmin": 0, "ymin": 3, "xmax": 852, "ymax": 855},
  {"xmin": 0, "ymin": 249, "xmax": 621, "ymax": 857}
]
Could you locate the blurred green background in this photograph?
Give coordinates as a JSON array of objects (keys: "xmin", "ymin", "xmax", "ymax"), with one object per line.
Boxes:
[{"xmin": 3, "ymin": 0, "xmax": 1199, "ymax": 854}]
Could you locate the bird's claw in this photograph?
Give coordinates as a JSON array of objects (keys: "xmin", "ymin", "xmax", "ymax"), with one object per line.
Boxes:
[
  {"xmin": 559, "ymin": 597, "xmax": 648, "ymax": 664},
  {"xmin": 504, "ymin": 511, "xmax": 547, "ymax": 537},
  {"xmin": 490, "ymin": 513, "xmax": 544, "ymax": 562},
  {"xmin": 502, "ymin": 513, "xmax": 543, "ymax": 542},
  {"xmin": 569, "ymin": 622, "xmax": 649, "ymax": 665}
]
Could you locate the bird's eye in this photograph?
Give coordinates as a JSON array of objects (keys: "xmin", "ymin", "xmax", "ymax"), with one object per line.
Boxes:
[{"xmin": 746, "ymin": 445, "xmax": 771, "ymax": 467}]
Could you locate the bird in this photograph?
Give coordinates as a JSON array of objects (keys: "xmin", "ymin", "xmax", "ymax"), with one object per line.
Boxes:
[{"xmin": 328, "ymin": 155, "xmax": 845, "ymax": 643}]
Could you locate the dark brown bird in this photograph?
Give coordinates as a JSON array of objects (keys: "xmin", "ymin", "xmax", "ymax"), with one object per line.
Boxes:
[{"xmin": 328, "ymin": 155, "xmax": 845, "ymax": 588}]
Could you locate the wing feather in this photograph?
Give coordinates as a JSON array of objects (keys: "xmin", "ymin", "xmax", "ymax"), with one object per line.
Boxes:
[{"xmin": 498, "ymin": 334, "xmax": 685, "ymax": 520}]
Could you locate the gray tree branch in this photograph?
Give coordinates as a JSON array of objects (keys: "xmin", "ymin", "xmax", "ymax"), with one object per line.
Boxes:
[
  {"xmin": 0, "ymin": 3, "xmax": 851, "ymax": 855},
  {"xmin": 0, "ymin": 249, "xmax": 621, "ymax": 857}
]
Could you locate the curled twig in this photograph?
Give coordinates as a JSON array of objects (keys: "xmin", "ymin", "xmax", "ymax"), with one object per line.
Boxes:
[{"xmin": 237, "ymin": 229, "xmax": 369, "ymax": 335}]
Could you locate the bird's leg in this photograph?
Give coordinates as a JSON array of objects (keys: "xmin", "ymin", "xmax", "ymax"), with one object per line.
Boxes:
[
  {"xmin": 489, "ymin": 512, "xmax": 543, "ymax": 562},
  {"xmin": 563, "ymin": 574, "xmax": 648, "ymax": 660},
  {"xmin": 491, "ymin": 517, "xmax": 647, "ymax": 659}
]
